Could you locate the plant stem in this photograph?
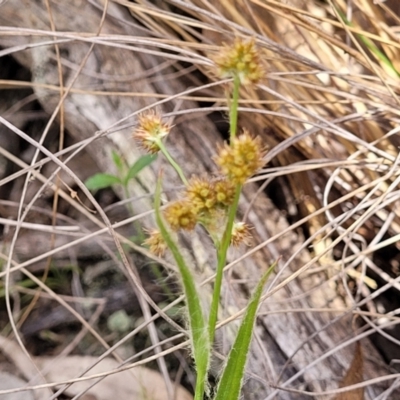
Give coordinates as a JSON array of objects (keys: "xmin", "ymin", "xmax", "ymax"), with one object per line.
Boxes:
[
  {"xmin": 229, "ymin": 75, "xmax": 241, "ymax": 141},
  {"xmin": 208, "ymin": 184, "xmax": 241, "ymax": 344},
  {"xmin": 157, "ymin": 140, "xmax": 188, "ymax": 185},
  {"xmin": 155, "ymin": 176, "xmax": 209, "ymax": 400}
]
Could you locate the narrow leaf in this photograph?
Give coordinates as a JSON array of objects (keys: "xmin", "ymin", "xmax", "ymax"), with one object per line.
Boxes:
[
  {"xmin": 214, "ymin": 261, "xmax": 276, "ymax": 400},
  {"xmin": 334, "ymin": 342, "xmax": 364, "ymax": 400},
  {"xmin": 85, "ymin": 173, "xmax": 121, "ymax": 191},
  {"xmin": 154, "ymin": 174, "xmax": 209, "ymax": 400},
  {"xmin": 335, "ymin": 7, "xmax": 399, "ymax": 78},
  {"xmin": 124, "ymin": 154, "xmax": 157, "ymax": 185},
  {"xmin": 111, "ymin": 150, "xmax": 125, "ymax": 173}
]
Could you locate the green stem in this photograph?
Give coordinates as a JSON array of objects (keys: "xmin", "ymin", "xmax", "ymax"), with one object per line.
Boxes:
[
  {"xmin": 157, "ymin": 139, "xmax": 188, "ymax": 185},
  {"xmin": 154, "ymin": 176, "xmax": 209, "ymax": 400},
  {"xmin": 208, "ymin": 184, "xmax": 241, "ymax": 344},
  {"xmin": 229, "ymin": 75, "xmax": 241, "ymax": 141}
]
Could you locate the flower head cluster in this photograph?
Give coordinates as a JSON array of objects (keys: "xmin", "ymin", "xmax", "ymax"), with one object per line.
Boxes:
[
  {"xmin": 158, "ymin": 176, "xmax": 237, "ymax": 236},
  {"xmin": 230, "ymin": 222, "xmax": 253, "ymax": 247},
  {"xmin": 144, "ymin": 229, "xmax": 168, "ymax": 257},
  {"xmin": 140, "ymin": 113, "xmax": 264, "ymax": 254},
  {"xmin": 163, "ymin": 199, "xmax": 198, "ymax": 231},
  {"xmin": 133, "ymin": 111, "xmax": 171, "ymax": 153},
  {"xmin": 185, "ymin": 176, "xmax": 235, "ymax": 214},
  {"xmin": 213, "ymin": 38, "xmax": 264, "ymax": 85},
  {"xmin": 213, "ymin": 178, "xmax": 236, "ymax": 208},
  {"xmin": 215, "ymin": 129, "xmax": 265, "ymax": 185},
  {"xmin": 185, "ymin": 176, "xmax": 216, "ymax": 213}
]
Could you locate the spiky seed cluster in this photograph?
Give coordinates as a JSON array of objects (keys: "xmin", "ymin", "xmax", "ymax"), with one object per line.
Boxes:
[
  {"xmin": 213, "ymin": 38, "xmax": 264, "ymax": 84},
  {"xmin": 163, "ymin": 200, "xmax": 198, "ymax": 231},
  {"xmin": 185, "ymin": 176, "xmax": 216, "ymax": 213},
  {"xmin": 213, "ymin": 178, "xmax": 236, "ymax": 207},
  {"xmin": 133, "ymin": 111, "xmax": 171, "ymax": 153},
  {"xmin": 144, "ymin": 229, "xmax": 168, "ymax": 257},
  {"xmin": 215, "ymin": 130, "xmax": 265, "ymax": 185},
  {"xmin": 230, "ymin": 222, "xmax": 253, "ymax": 247},
  {"xmin": 185, "ymin": 176, "xmax": 236, "ymax": 212}
]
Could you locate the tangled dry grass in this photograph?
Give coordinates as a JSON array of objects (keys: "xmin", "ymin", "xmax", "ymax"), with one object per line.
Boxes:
[{"xmin": 1, "ymin": 0, "xmax": 400, "ymax": 399}]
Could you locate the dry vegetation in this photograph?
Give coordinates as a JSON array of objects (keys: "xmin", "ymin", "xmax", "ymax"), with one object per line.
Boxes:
[{"xmin": 1, "ymin": 0, "xmax": 400, "ymax": 399}]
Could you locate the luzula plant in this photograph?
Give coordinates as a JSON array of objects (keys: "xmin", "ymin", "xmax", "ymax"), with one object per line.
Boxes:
[{"xmin": 134, "ymin": 38, "xmax": 276, "ymax": 400}]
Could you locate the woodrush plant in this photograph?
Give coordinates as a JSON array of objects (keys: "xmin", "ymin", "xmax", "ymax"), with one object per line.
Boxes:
[{"xmin": 135, "ymin": 38, "xmax": 276, "ymax": 400}]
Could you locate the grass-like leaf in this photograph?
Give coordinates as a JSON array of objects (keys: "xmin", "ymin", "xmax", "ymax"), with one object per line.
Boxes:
[
  {"xmin": 154, "ymin": 174, "xmax": 209, "ymax": 400},
  {"xmin": 335, "ymin": 6, "xmax": 400, "ymax": 77},
  {"xmin": 111, "ymin": 149, "xmax": 125, "ymax": 173},
  {"xmin": 213, "ymin": 260, "xmax": 277, "ymax": 400},
  {"xmin": 124, "ymin": 154, "xmax": 157, "ymax": 185},
  {"xmin": 85, "ymin": 173, "xmax": 121, "ymax": 191}
]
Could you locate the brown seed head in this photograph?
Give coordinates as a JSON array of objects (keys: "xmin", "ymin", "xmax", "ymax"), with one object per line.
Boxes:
[
  {"xmin": 231, "ymin": 222, "xmax": 253, "ymax": 247},
  {"xmin": 213, "ymin": 38, "xmax": 264, "ymax": 85},
  {"xmin": 215, "ymin": 130, "xmax": 265, "ymax": 184},
  {"xmin": 164, "ymin": 200, "xmax": 198, "ymax": 231},
  {"xmin": 185, "ymin": 176, "xmax": 216, "ymax": 213},
  {"xmin": 133, "ymin": 111, "xmax": 172, "ymax": 153},
  {"xmin": 213, "ymin": 178, "xmax": 236, "ymax": 207},
  {"xmin": 144, "ymin": 229, "xmax": 168, "ymax": 257}
]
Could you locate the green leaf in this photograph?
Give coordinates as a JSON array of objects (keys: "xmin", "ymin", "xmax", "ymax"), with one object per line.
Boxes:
[
  {"xmin": 154, "ymin": 174, "xmax": 209, "ymax": 400},
  {"xmin": 335, "ymin": 7, "xmax": 399, "ymax": 77},
  {"xmin": 124, "ymin": 154, "xmax": 157, "ymax": 185},
  {"xmin": 111, "ymin": 150, "xmax": 125, "ymax": 173},
  {"xmin": 85, "ymin": 173, "xmax": 121, "ymax": 191},
  {"xmin": 213, "ymin": 260, "xmax": 277, "ymax": 400}
]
